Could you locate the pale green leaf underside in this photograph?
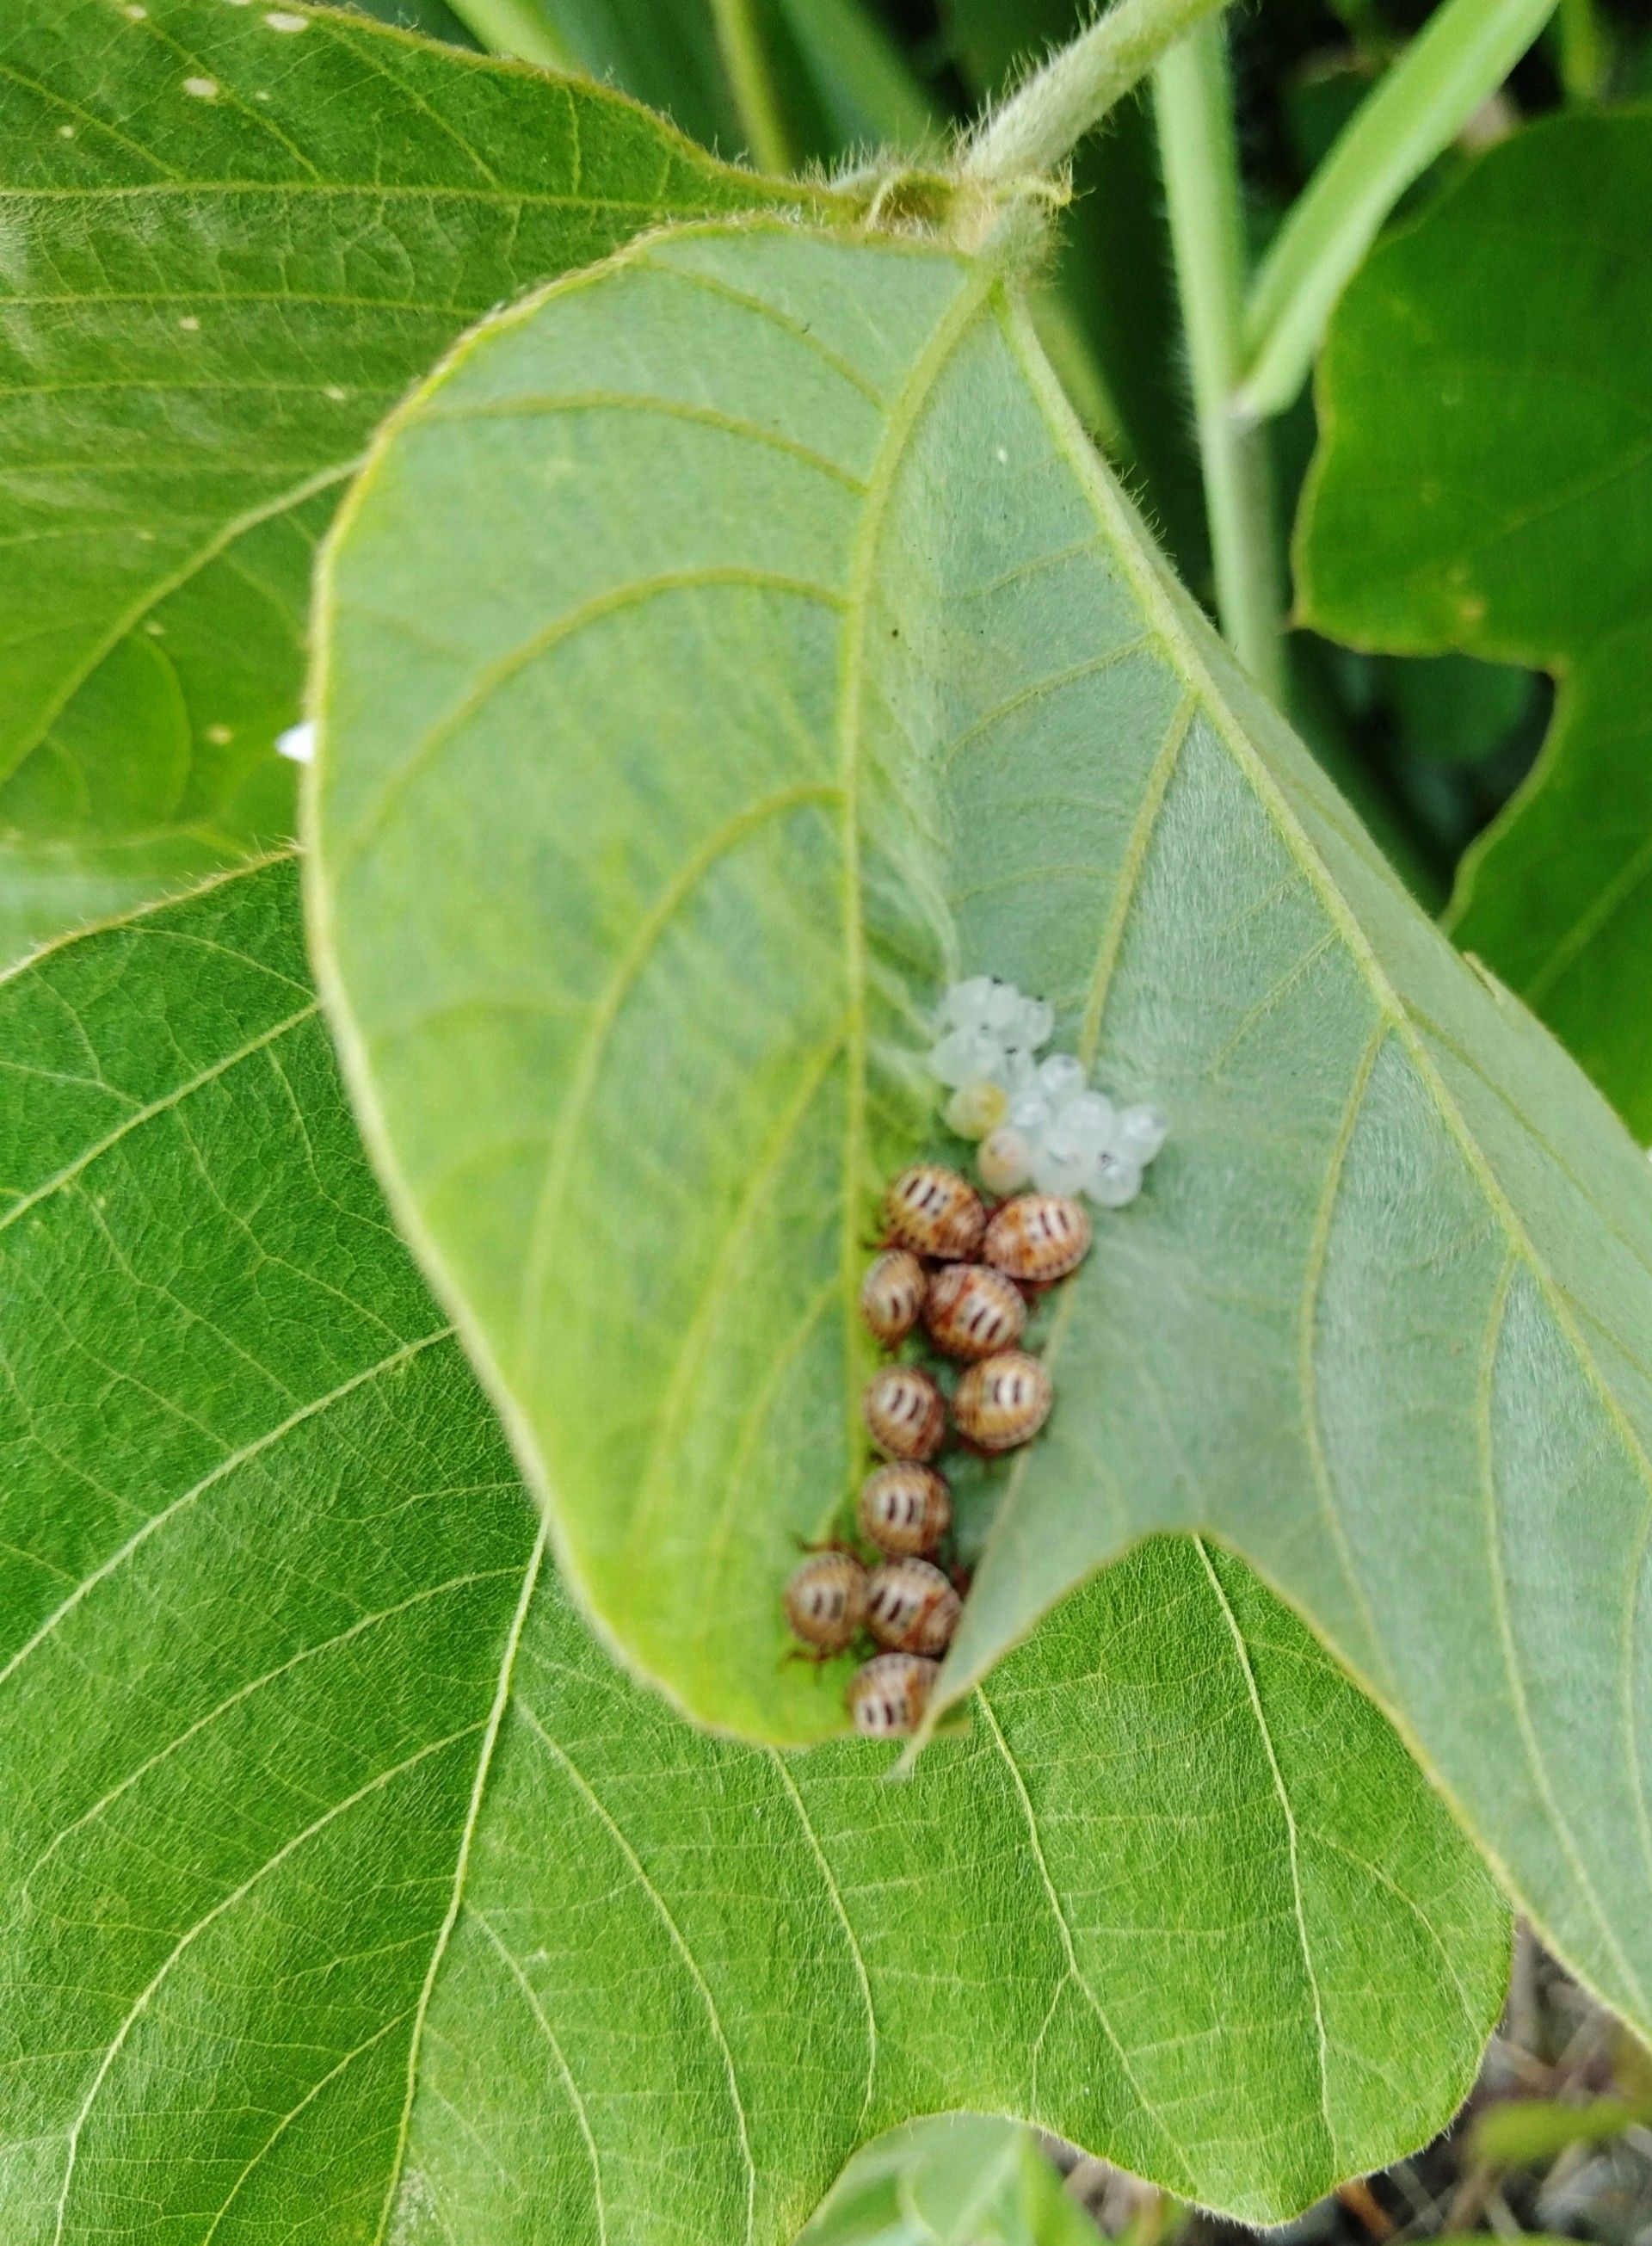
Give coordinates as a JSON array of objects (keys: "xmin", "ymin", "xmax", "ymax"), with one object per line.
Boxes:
[
  {"xmin": 0, "ymin": 0, "xmax": 811, "ymax": 963},
  {"xmin": 312, "ymin": 221, "xmax": 1652, "ymax": 2049},
  {"xmin": 0, "ymin": 861, "xmax": 1502, "ymax": 2237},
  {"xmin": 793, "ymin": 2115, "xmax": 1102, "ymax": 2245}
]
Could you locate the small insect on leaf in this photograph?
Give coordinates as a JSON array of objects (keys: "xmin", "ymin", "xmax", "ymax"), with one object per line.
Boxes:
[
  {"xmin": 882, "ymin": 1163, "xmax": 986, "ymax": 1261},
  {"xmin": 952, "ymin": 1351, "xmax": 1054, "ymax": 1453},
  {"xmin": 863, "ymin": 1365, "xmax": 946, "ymax": 1462},
  {"xmin": 860, "ymin": 1248, "xmax": 927, "ymax": 1348},
  {"xmin": 783, "ymin": 1552, "xmax": 868, "ymax": 1655},
  {"xmin": 848, "ymin": 1651, "xmax": 940, "ymax": 1740},
  {"xmin": 923, "ymin": 1262, "xmax": 1026, "ymax": 1361},
  {"xmin": 858, "ymin": 1462, "xmax": 952, "ymax": 1557},
  {"xmin": 983, "ymin": 1193, "xmax": 1092, "ymax": 1284},
  {"xmin": 866, "ymin": 1557, "xmax": 962, "ymax": 1657}
]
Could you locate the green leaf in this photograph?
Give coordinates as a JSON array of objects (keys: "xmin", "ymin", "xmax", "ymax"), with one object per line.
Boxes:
[
  {"xmin": 0, "ymin": 862, "xmax": 1504, "ymax": 2233},
  {"xmin": 0, "ymin": 0, "xmax": 817, "ymax": 969},
  {"xmin": 1236, "ymin": 0, "xmax": 1560, "ymax": 421},
  {"xmin": 311, "ymin": 217, "xmax": 1652, "ymax": 2050},
  {"xmin": 794, "ymin": 2116, "xmax": 1101, "ymax": 2245},
  {"xmin": 1295, "ymin": 112, "xmax": 1652, "ymax": 1138}
]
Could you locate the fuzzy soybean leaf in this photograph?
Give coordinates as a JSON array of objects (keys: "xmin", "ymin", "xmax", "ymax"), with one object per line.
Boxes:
[
  {"xmin": 794, "ymin": 2116, "xmax": 1102, "ymax": 2246},
  {"xmin": 0, "ymin": 861, "xmax": 1504, "ymax": 2236},
  {"xmin": 313, "ymin": 219, "xmax": 1652, "ymax": 2052},
  {"xmin": 1296, "ymin": 112, "xmax": 1652, "ymax": 1136},
  {"xmin": 0, "ymin": 0, "xmax": 814, "ymax": 967}
]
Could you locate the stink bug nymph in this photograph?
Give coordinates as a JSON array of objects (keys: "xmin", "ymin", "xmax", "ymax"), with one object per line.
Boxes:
[
  {"xmin": 858, "ymin": 1461, "xmax": 951, "ymax": 1557},
  {"xmin": 882, "ymin": 1163, "xmax": 986, "ymax": 1262},
  {"xmin": 922, "ymin": 1262, "xmax": 1026, "ymax": 1361},
  {"xmin": 860, "ymin": 1248, "xmax": 925, "ymax": 1348},
  {"xmin": 983, "ymin": 1192, "xmax": 1092, "ymax": 1284},
  {"xmin": 848, "ymin": 1651, "xmax": 939, "ymax": 1739},
  {"xmin": 866, "ymin": 1557, "xmax": 961, "ymax": 1657},
  {"xmin": 783, "ymin": 1551, "xmax": 867, "ymax": 1655},
  {"xmin": 862, "ymin": 1365, "xmax": 946, "ymax": 1462},
  {"xmin": 952, "ymin": 1349, "xmax": 1053, "ymax": 1452}
]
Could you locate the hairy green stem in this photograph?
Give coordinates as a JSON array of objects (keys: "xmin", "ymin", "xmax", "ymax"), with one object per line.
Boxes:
[
  {"xmin": 708, "ymin": 0, "xmax": 794, "ymax": 176},
  {"xmin": 961, "ymin": 0, "xmax": 1235, "ymax": 181},
  {"xmin": 1153, "ymin": 23, "xmax": 1287, "ymax": 707},
  {"xmin": 441, "ymin": 0, "xmax": 575, "ymax": 71}
]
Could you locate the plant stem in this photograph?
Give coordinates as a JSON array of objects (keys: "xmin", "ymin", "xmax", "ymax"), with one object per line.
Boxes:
[
  {"xmin": 441, "ymin": 0, "xmax": 575, "ymax": 71},
  {"xmin": 707, "ymin": 0, "xmax": 794, "ymax": 176},
  {"xmin": 961, "ymin": 0, "xmax": 1234, "ymax": 182},
  {"xmin": 1153, "ymin": 22, "xmax": 1287, "ymax": 707}
]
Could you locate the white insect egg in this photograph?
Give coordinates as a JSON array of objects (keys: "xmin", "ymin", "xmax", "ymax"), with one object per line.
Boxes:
[
  {"xmin": 928, "ymin": 1025, "xmax": 1003, "ymax": 1089},
  {"xmin": 945, "ymin": 1078, "xmax": 1009, "ymax": 1141},
  {"xmin": 1008, "ymin": 1084, "xmax": 1055, "ymax": 1138},
  {"xmin": 979, "ymin": 980, "xmax": 1024, "ymax": 1037},
  {"xmin": 1032, "ymin": 1142, "xmax": 1099, "ymax": 1197},
  {"xmin": 264, "ymin": 8, "xmax": 309, "ymax": 26},
  {"xmin": 1111, "ymin": 1103, "xmax": 1169, "ymax": 1163},
  {"xmin": 1034, "ymin": 1053, "xmax": 1087, "ymax": 1103},
  {"xmin": 179, "ymin": 314, "xmax": 200, "ymax": 330},
  {"xmin": 182, "ymin": 75, "xmax": 220, "ymax": 97},
  {"xmin": 941, "ymin": 975, "xmax": 998, "ymax": 1031},
  {"xmin": 1088, "ymin": 1151, "xmax": 1144, "ymax": 1208},
  {"xmin": 58, "ymin": 124, "xmax": 76, "ymax": 138},
  {"xmin": 1012, "ymin": 995, "xmax": 1055, "ymax": 1051},
  {"xmin": 978, "ymin": 1126, "xmax": 1033, "ymax": 1194},
  {"xmin": 1046, "ymin": 1090, "xmax": 1114, "ymax": 1157}
]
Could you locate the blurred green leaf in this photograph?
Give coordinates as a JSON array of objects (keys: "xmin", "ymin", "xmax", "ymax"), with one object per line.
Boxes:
[
  {"xmin": 0, "ymin": 0, "xmax": 817, "ymax": 967},
  {"xmin": 796, "ymin": 2117, "xmax": 1102, "ymax": 2245},
  {"xmin": 1297, "ymin": 112, "xmax": 1652, "ymax": 1135},
  {"xmin": 0, "ymin": 860, "xmax": 1505, "ymax": 2233},
  {"xmin": 1380, "ymin": 654, "xmax": 1534, "ymax": 767},
  {"xmin": 1472, "ymin": 2097, "xmax": 1652, "ymax": 2167}
]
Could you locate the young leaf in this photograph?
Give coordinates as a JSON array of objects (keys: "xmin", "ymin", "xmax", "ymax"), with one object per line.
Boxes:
[
  {"xmin": 1295, "ymin": 112, "xmax": 1652, "ymax": 1138},
  {"xmin": 795, "ymin": 2115, "xmax": 1101, "ymax": 2245},
  {"xmin": 311, "ymin": 219, "xmax": 1652, "ymax": 2051},
  {"xmin": 0, "ymin": 0, "xmax": 818, "ymax": 966},
  {"xmin": 0, "ymin": 861, "xmax": 1504, "ymax": 2234}
]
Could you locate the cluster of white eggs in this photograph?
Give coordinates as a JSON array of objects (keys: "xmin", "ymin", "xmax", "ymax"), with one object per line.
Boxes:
[{"xmin": 928, "ymin": 976, "xmax": 1168, "ymax": 1206}]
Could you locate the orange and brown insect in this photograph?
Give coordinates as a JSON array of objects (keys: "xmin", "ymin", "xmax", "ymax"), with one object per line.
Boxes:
[
  {"xmin": 862, "ymin": 1364, "xmax": 946, "ymax": 1462},
  {"xmin": 783, "ymin": 1551, "xmax": 868, "ymax": 1655},
  {"xmin": 858, "ymin": 1461, "xmax": 952, "ymax": 1557},
  {"xmin": 952, "ymin": 1349, "xmax": 1053, "ymax": 1453},
  {"xmin": 866, "ymin": 1556, "xmax": 961, "ymax": 1657},
  {"xmin": 860, "ymin": 1248, "xmax": 926, "ymax": 1348},
  {"xmin": 882, "ymin": 1163, "xmax": 986, "ymax": 1262},
  {"xmin": 983, "ymin": 1192, "xmax": 1092, "ymax": 1284},
  {"xmin": 848, "ymin": 1651, "xmax": 939, "ymax": 1739},
  {"xmin": 922, "ymin": 1262, "xmax": 1026, "ymax": 1360}
]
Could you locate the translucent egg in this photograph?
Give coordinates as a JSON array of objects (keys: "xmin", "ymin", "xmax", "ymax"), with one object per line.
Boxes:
[
  {"xmin": 1111, "ymin": 1103, "xmax": 1169, "ymax": 1163},
  {"xmin": 1008, "ymin": 1085, "xmax": 1055, "ymax": 1138},
  {"xmin": 980, "ymin": 980, "xmax": 1024, "ymax": 1036},
  {"xmin": 1034, "ymin": 1054, "xmax": 1087, "ymax": 1103},
  {"xmin": 940, "ymin": 976, "xmax": 997, "ymax": 1031},
  {"xmin": 1031, "ymin": 1141, "xmax": 1098, "ymax": 1197},
  {"xmin": 1045, "ymin": 1090, "xmax": 1114, "ymax": 1157},
  {"xmin": 978, "ymin": 1126, "xmax": 1033, "ymax": 1194},
  {"xmin": 945, "ymin": 1078, "xmax": 1009, "ymax": 1140},
  {"xmin": 1012, "ymin": 996, "xmax": 1055, "ymax": 1052},
  {"xmin": 928, "ymin": 1026, "xmax": 1003, "ymax": 1089},
  {"xmin": 1087, "ymin": 1151, "xmax": 1143, "ymax": 1207}
]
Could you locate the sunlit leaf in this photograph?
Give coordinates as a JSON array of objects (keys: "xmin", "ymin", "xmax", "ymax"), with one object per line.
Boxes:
[
  {"xmin": 313, "ymin": 219, "xmax": 1652, "ymax": 2052},
  {"xmin": 0, "ymin": 862, "xmax": 1501, "ymax": 2235},
  {"xmin": 0, "ymin": 0, "xmax": 815, "ymax": 963}
]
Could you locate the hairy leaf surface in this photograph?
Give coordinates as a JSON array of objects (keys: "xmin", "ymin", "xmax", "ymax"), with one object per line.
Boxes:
[
  {"xmin": 794, "ymin": 2115, "xmax": 1101, "ymax": 2245},
  {"xmin": 1295, "ymin": 112, "xmax": 1652, "ymax": 1135},
  {"xmin": 0, "ymin": 860, "xmax": 1501, "ymax": 2236},
  {"xmin": 313, "ymin": 219, "xmax": 1652, "ymax": 2045},
  {"xmin": 0, "ymin": 0, "xmax": 812, "ymax": 964}
]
